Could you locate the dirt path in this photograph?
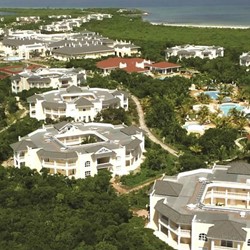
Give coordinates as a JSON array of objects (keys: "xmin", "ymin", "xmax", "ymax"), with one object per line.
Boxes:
[
  {"xmin": 111, "ymin": 174, "xmax": 163, "ymax": 195},
  {"xmin": 131, "ymin": 95, "xmax": 179, "ymax": 157}
]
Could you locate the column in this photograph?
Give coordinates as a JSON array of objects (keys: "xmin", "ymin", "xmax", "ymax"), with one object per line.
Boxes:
[
  {"xmin": 211, "ymin": 239, "xmax": 214, "ymax": 250},
  {"xmin": 225, "ymin": 189, "xmax": 228, "ymax": 206},
  {"xmin": 66, "ymin": 161, "xmax": 68, "ymax": 176},
  {"xmin": 177, "ymin": 225, "xmax": 181, "ymax": 250},
  {"xmin": 247, "ymin": 192, "xmax": 249, "ymax": 209},
  {"xmin": 211, "ymin": 189, "xmax": 214, "ymax": 205},
  {"xmin": 54, "ymin": 161, "xmax": 57, "ymax": 174},
  {"xmin": 237, "ymin": 243, "xmax": 240, "ymax": 250}
]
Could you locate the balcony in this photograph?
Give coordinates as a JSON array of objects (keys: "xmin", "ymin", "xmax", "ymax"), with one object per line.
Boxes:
[
  {"xmin": 42, "ymin": 161, "xmax": 76, "ymax": 169},
  {"xmin": 159, "ymin": 218, "xmax": 191, "ymax": 238},
  {"xmin": 97, "ymin": 162, "xmax": 113, "ymax": 170},
  {"xmin": 214, "ymin": 246, "xmax": 237, "ymax": 250},
  {"xmin": 205, "ymin": 190, "xmax": 249, "ymax": 201}
]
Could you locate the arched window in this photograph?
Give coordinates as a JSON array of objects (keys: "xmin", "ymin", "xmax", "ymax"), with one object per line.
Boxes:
[
  {"xmin": 85, "ymin": 161, "xmax": 90, "ymax": 167},
  {"xmin": 247, "ymin": 239, "xmax": 250, "ymax": 246},
  {"xmin": 199, "ymin": 233, "xmax": 207, "ymax": 241}
]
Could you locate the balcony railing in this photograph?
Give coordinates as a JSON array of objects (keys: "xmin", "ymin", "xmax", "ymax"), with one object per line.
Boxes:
[
  {"xmin": 214, "ymin": 246, "xmax": 237, "ymax": 250},
  {"xmin": 159, "ymin": 219, "xmax": 191, "ymax": 238},
  {"xmin": 205, "ymin": 190, "xmax": 249, "ymax": 200},
  {"xmin": 43, "ymin": 161, "xmax": 77, "ymax": 169}
]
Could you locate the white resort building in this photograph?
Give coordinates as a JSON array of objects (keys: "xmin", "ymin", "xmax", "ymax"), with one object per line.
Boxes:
[
  {"xmin": 165, "ymin": 45, "xmax": 224, "ymax": 60},
  {"xmin": 11, "ymin": 122, "xmax": 145, "ymax": 179},
  {"xmin": 10, "ymin": 67, "xmax": 86, "ymax": 93},
  {"xmin": 240, "ymin": 52, "xmax": 250, "ymax": 67},
  {"xmin": 0, "ymin": 30, "xmax": 140, "ymax": 61},
  {"xmin": 27, "ymin": 86, "xmax": 129, "ymax": 122},
  {"xmin": 149, "ymin": 162, "xmax": 250, "ymax": 250}
]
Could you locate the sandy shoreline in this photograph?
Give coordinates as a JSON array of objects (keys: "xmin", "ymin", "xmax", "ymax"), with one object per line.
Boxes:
[{"xmin": 150, "ymin": 21, "xmax": 250, "ymax": 30}]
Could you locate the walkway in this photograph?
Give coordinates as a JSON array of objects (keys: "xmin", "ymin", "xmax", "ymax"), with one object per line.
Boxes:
[
  {"xmin": 0, "ymin": 100, "xmax": 28, "ymax": 134},
  {"xmin": 111, "ymin": 174, "xmax": 164, "ymax": 195},
  {"xmin": 131, "ymin": 95, "xmax": 179, "ymax": 157}
]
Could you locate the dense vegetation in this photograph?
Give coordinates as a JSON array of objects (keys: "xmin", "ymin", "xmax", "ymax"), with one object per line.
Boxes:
[
  {"xmin": 0, "ymin": 167, "xmax": 171, "ymax": 250},
  {"xmin": 79, "ymin": 14, "xmax": 250, "ymax": 61}
]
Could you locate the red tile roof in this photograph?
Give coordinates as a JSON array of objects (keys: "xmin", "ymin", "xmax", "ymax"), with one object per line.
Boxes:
[
  {"xmin": 150, "ymin": 62, "xmax": 181, "ymax": 69},
  {"xmin": 96, "ymin": 57, "xmax": 149, "ymax": 73}
]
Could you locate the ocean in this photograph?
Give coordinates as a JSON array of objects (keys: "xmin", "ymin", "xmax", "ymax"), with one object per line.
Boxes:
[{"xmin": 0, "ymin": 0, "xmax": 250, "ymax": 27}]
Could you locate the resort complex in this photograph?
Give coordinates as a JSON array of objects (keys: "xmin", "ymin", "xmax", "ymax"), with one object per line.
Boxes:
[
  {"xmin": 0, "ymin": 29, "xmax": 140, "ymax": 60},
  {"xmin": 10, "ymin": 122, "xmax": 145, "ymax": 178},
  {"xmin": 1, "ymin": 7, "xmax": 250, "ymax": 250},
  {"xmin": 149, "ymin": 162, "xmax": 250, "ymax": 250},
  {"xmin": 27, "ymin": 86, "xmax": 129, "ymax": 121},
  {"xmin": 165, "ymin": 45, "xmax": 224, "ymax": 60}
]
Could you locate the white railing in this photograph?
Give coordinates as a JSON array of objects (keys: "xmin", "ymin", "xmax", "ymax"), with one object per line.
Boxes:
[
  {"xmin": 159, "ymin": 219, "xmax": 191, "ymax": 237},
  {"xmin": 214, "ymin": 246, "xmax": 237, "ymax": 250},
  {"xmin": 43, "ymin": 162, "xmax": 76, "ymax": 168},
  {"xmin": 206, "ymin": 190, "xmax": 248, "ymax": 200}
]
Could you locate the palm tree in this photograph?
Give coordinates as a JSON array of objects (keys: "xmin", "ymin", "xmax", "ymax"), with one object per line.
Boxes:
[
  {"xmin": 197, "ymin": 106, "xmax": 211, "ymax": 124},
  {"xmin": 197, "ymin": 93, "xmax": 211, "ymax": 104},
  {"xmin": 211, "ymin": 115, "xmax": 232, "ymax": 129}
]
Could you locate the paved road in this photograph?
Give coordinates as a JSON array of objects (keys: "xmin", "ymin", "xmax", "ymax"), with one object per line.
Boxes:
[{"xmin": 131, "ymin": 95, "xmax": 179, "ymax": 157}]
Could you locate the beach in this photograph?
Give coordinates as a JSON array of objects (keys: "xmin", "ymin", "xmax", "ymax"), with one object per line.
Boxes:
[{"xmin": 150, "ymin": 22, "xmax": 250, "ymax": 30}]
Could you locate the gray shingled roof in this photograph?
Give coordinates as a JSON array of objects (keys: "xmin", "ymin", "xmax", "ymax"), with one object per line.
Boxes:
[
  {"xmin": 27, "ymin": 77, "xmax": 51, "ymax": 83},
  {"xmin": 120, "ymin": 125, "xmax": 144, "ymax": 136},
  {"xmin": 10, "ymin": 140, "xmax": 36, "ymax": 151},
  {"xmin": 53, "ymin": 121, "xmax": 69, "ymax": 131},
  {"xmin": 155, "ymin": 199, "xmax": 193, "ymax": 225},
  {"xmin": 75, "ymin": 97, "xmax": 93, "ymax": 107},
  {"xmin": 154, "ymin": 180, "xmax": 183, "ymax": 197},
  {"xmin": 10, "ymin": 75, "xmax": 21, "ymax": 81},
  {"xmin": 112, "ymin": 90, "xmax": 129, "ymax": 98},
  {"xmin": 37, "ymin": 149, "xmax": 78, "ymax": 160},
  {"xmin": 66, "ymin": 85, "xmax": 82, "ymax": 93},
  {"xmin": 52, "ymin": 44, "xmax": 114, "ymax": 56},
  {"xmin": 207, "ymin": 220, "xmax": 246, "ymax": 242},
  {"xmin": 102, "ymin": 97, "xmax": 120, "ymax": 107},
  {"xmin": 2, "ymin": 37, "xmax": 44, "ymax": 47},
  {"xmin": 227, "ymin": 161, "xmax": 250, "ymax": 175},
  {"xmin": 27, "ymin": 94, "xmax": 44, "ymax": 103},
  {"xmin": 42, "ymin": 101, "xmax": 66, "ymax": 109},
  {"xmin": 123, "ymin": 138, "xmax": 142, "ymax": 151}
]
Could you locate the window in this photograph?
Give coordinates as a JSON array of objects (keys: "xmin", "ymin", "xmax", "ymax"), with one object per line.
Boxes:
[
  {"xmin": 199, "ymin": 233, "xmax": 207, "ymax": 242},
  {"xmin": 85, "ymin": 171, "xmax": 91, "ymax": 177},
  {"xmin": 247, "ymin": 239, "xmax": 250, "ymax": 246},
  {"xmin": 85, "ymin": 161, "xmax": 90, "ymax": 167},
  {"xmin": 221, "ymin": 240, "xmax": 233, "ymax": 248}
]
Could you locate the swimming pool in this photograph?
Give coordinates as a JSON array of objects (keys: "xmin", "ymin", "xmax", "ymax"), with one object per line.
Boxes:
[
  {"xmin": 220, "ymin": 103, "xmax": 244, "ymax": 116},
  {"xmin": 183, "ymin": 124, "xmax": 205, "ymax": 134},
  {"xmin": 203, "ymin": 91, "xmax": 220, "ymax": 100}
]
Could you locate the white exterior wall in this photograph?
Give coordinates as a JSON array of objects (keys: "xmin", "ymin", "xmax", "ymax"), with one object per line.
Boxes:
[
  {"xmin": 25, "ymin": 148, "xmax": 42, "ymax": 172},
  {"xmin": 75, "ymin": 152, "xmax": 93, "ymax": 178},
  {"xmin": 191, "ymin": 220, "xmax": 213, "ymax": 250}
]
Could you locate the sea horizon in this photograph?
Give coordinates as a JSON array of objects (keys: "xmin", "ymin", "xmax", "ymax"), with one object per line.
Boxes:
[{"xmin": 0, "ymin": 0, "xmax": 250, "ymax": 28}]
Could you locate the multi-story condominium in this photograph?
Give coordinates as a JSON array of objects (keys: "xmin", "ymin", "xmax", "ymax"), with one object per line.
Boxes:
[
  {"xmin": 240, "ymin": 52, "xmax": 250, "ymax": 67},
  {"xmin": 0, "ymin": 37, "xmax": 47, "ymax": 60},
  {"xmin": 11, "ymin": 122, "xmax": 145, "ymax": 178},
  {"xmin": 27, "ymin": 86, "xmax": 129, "ymax": 122},
  {"xmin": 10, "ymin": 67, "xmax": 86, "ymax": 93},
  {"xmin": 165, "ymin": 45, "xmax": 224, "ymax": 60},
  {"xmin": 0, "ymin": 30, "xmax": 140, "ymax": 61},
  {"xmin": 149, "ymin": 162, "xmax": 250, "ymax": 250},
  {"xmin": 16, "ymin": 16, "xmax": 40, "ymax": 23}
]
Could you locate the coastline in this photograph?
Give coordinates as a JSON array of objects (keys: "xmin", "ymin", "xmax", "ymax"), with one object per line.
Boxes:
[{"xmin": 149, "ymin": 21, "xmax": 250, "ymax": 30}]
